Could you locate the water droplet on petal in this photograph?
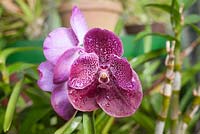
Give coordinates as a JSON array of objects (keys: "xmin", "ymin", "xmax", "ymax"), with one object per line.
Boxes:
[
  {"xmin": 106, "ymin": 95, "xmax": 111, "ymax": 101},
  {"xmin": 106, "ymin": 103, "xmax": 110, "ymax": 107}
]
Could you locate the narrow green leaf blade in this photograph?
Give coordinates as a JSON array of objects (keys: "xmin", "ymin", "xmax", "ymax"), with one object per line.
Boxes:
[
  {"xmin": 184, "ymin": 14, "xmax": 200, "ymax": 25},
  {"xmin": 3, "ymin": 79, "xmax": 24, "ymax": 132},
  {"xmin": 55, "ymin": 114, "xmax": 82, "ymax": 134},
  {"xmin": 145, "ymin": 4, "xmax": 180, "ymax": 18},
  {"xmin": 130, "ymin": 49, "xmax": 166, "ymax": 68},
  {"xmin": 83, "ymin": 112, "xmax": 95, "ymax": 134},
  {"xmin": 178, "ymin": 0, "xmax": 197, "ymax": 10},
  {"xmin": 131, "ymin": 111, "xmax": 155, "ymax": 132},
  {"xmin": 0, "ymin": 47, "xmax": 40, "ymax": 63},
  {"xmin": 7, "ymin": 62, "xmax": 35, "ymax": 75},
  {"xmin": 19, "ymin": 105, "xmax": 51, "ymax": 134},
  {"xmin": 16, "ymin": 0, "xmax": 33, "ymax": 22},
  {"xmin": 189, "ymin": 24, "xmax": 200, "ymax": 35},
  {"xmin": 134, "ymin": 32, "xmax": 178, "ymax": 43},
  {"xmin": 114, "ymin": 18, "xmax": 124, "ymax": 36}
]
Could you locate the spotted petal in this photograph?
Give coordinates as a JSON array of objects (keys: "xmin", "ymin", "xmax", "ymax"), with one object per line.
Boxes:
[
  {"xmin": 70, "ymin": 6, "xmax": 88, "ymax": 45},
  {"xmin": 37, "ymin": 61, "xmax": 56, "ymax": 92},
  {"xmin": 43, "ymin": 27, "xmax": 78, "ymax": 64},
  {"xmin": 51, "ymin": 83, "xmax": 76, "ymax": 120},
  {"xmin": 67, "ymin": 81, "xmax": 99, "ymax": 111},
  {"xmin": 68, "ymin": 53, "xmax": 99, "ymax": 89},
  {"xmin": 53, "ymin": 47, "xmax": 83, "ymax": 84},
  {"xmin": 84, "ymin": 28, "xmax": 123, "ymax": 64},
  {"xmin": 96, "ymin": 80, "xmax": 143, "ymax": 117},
  {"xmin": 110, "ymin": 55, "xmax": 141, "ymax": 91}
]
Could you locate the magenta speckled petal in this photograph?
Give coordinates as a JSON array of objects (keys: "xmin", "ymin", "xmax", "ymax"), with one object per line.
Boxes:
[
  {"xmin": 70, "ymin": 6, "xmax": 88, "ymax": 44},
  {"xmin": 68, "ymin": 53, "xmax": 99, "ymax": 89},
  {"xmin": 110, "ymin": 55, "xmax": 141, "ymax": 91},
  {"xmin": 96, "ymin": 80, "xmax": 143, "ymax": 117},
  {"xmin": 84, "ymin": 28, "xmax": 123, "ymax": 64},
  {"xmin": 67, "ymin": 81, "xmax": 99, "ymax": 111},
  {"xmin": 53, "ymin": 47, "xmax": 83, "ymax": 84},
  {"xmin": 37, "ymin": 61, "xmax": 56, "ymax": 92},
  {"xmin": 43, "ymin": 27, "xmax": 78, "ymax": 64},
  {"xmin": 51, "ymin": 83, "xmax": 76, "ymax": 120}
]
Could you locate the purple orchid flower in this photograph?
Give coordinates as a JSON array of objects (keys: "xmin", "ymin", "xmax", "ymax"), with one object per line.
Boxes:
[{"xmin": 37, "ymin": 6, "xmax": 142, "ymax": 120}]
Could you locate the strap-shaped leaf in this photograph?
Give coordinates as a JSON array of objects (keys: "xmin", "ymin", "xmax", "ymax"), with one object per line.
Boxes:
[
  {"xmin": 145, "ymin": 4, "xmax": 180, "ymax": 19},
  {"xmin": 55, "ymin": 113, "xmax": 82, "ymax": 134},
  {"xmin": 145, "ymin": 4, "xmax": 181, "ymax": 25},
  {"xmin": 184, "ymin": 15, "xmax": 200, "ymax": 25},
  {"xmin": 189, "ymin": 24, "xmax": 200, "ymax": 35},
  {"xmin": 130, "ymin": 49, "xmax": 166, "ymax": 68},
  {"xmin": 134, "ymin": 32, "xmax": 178, "ymax": 43},
  {"xmin": 3, "ymin": 79, "xmax": 24, "ymax": 132},
  {"xmin": 178, "ymin": 0, "xmax": 197, "ymax": 10}
]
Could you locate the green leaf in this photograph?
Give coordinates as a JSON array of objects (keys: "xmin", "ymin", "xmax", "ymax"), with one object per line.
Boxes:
[
  {"xmin": 25, "ymin": 87, "xmax": 50, "ymax": 106},
  {"xmin": 0, "ymin": 109, "xmax": 5, "ymax": 132},
  {"xmin": 182, "ymin": 62, "xmax": 200, "ymax": 86},
  {"xmin": 55, "ymin": 114, "xmax": 82, "ymax": 134},
  {"xmin": 188, "ymin": 111, "xmax": 200, "ymax": 132},
  {"xmin": 150, "ymin": 93, "xmax": 163, "ymax": 115},
  {"xmin": 134, "ymin": 32, "xmax": 178, "ymax": 43},
  {"xmin": 19, "ymin": 105, "xmax": 51, "ymax": 134},
  {"xmin": 131, "ymin": 111, "xmax": 155, "ymax": 132},
  {"xmin": 3, "ymin": 79, "xmax": 24, "ymax": 132},
  {"xmin": 16, "ymin": 0, "xmax": 33, "ymax": 22},
  {"xmin": 178, "ymin": 0, "xmax": 197, "ymax": 10},
  {"xmin": 95, "ymin": 111, "xmax": 110, "ymax": 134},
  {"xmin": 180, "ymin": 87, "xmax": 193, "ymax": 112},
  {"xmin": 0, "ymin": 47, "xmax": 40, "ymax": 64},
  {"xmin": 130, "ymin": 49, "xmax": 166, "ymax": 68},
  {"xmin": 83, "ymin": 112, "xmax": 95, "ymax": 134},
  {"xmin": 145, "ymin": 4, "xmax": 180, "ymax": 20},
  {"xmin": 184, "ymin": 14, "xmax": 200, "ymax": 25},
  {"xmin": 7, "ymin": 62, "xmax": 35, "ymax": 75},
  {"xmin": 189, "ymin": 24, "xmax": 200, "ymax": 35},
  {"xmin": 102, "ymin": 117, "xmax": 114, "ymax": 134},
  {"xmin": 114, "ymin": 18, "xmax": 124, "ymax": 36}
]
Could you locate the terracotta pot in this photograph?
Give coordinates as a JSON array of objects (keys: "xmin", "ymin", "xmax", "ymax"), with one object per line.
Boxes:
[
  {"xmin": 59, "ymin": 0, "xmax": 123, "ymax": 31},
  {"xmin": 125, "ymin": 22, "xmax": 166, "ymax": 34}
]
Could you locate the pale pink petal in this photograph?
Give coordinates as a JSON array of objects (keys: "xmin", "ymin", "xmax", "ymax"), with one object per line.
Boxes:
[
  {"xmin": 37, "ymin": 61, "xmax": 56, "ymax": 92},
  {"xmin": 43, "ymin": 27, "xmax": 78, "ymax": 64},
  {"xmin": 70, "ymin": 6, "xmax": 88, "ymax": 44},
  {"xmin": 53, "ymin": 47, "xmax": 84, "ymax": 84},
  {"xmin": 51, "ymin": 83, "xmax": 76, "ymax": 120}
]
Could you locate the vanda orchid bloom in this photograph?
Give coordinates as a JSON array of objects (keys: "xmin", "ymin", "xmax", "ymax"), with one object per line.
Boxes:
[{"xmin": 37, "ymin": 6, "xmax": 142, "ymax": 120}]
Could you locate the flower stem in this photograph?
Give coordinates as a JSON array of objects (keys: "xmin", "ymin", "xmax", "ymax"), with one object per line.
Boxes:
[{"xmin": 83, "ymin": 112, "xmax": 95, "ymax": 134}]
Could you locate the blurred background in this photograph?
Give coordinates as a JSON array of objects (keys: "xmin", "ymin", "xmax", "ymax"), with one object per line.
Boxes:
[{"xmin": 0, "ymin": 0, "xmax": 200, "ymax": 134}]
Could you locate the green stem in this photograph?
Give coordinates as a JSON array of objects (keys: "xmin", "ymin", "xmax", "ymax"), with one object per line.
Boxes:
[{"xmin": 83, "ymin": 112, "xmax": 95, "ymax": 134}]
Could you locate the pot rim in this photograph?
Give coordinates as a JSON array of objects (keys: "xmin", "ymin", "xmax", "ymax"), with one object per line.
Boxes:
[{"xmin": 59, "ymin": 0, "xmax": 123, "ymax": 14}]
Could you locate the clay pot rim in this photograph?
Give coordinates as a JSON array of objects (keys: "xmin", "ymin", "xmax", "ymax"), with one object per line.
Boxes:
[{"xmin": 59, "ymin": 0, "xmax": 123, "ymax": 14}]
